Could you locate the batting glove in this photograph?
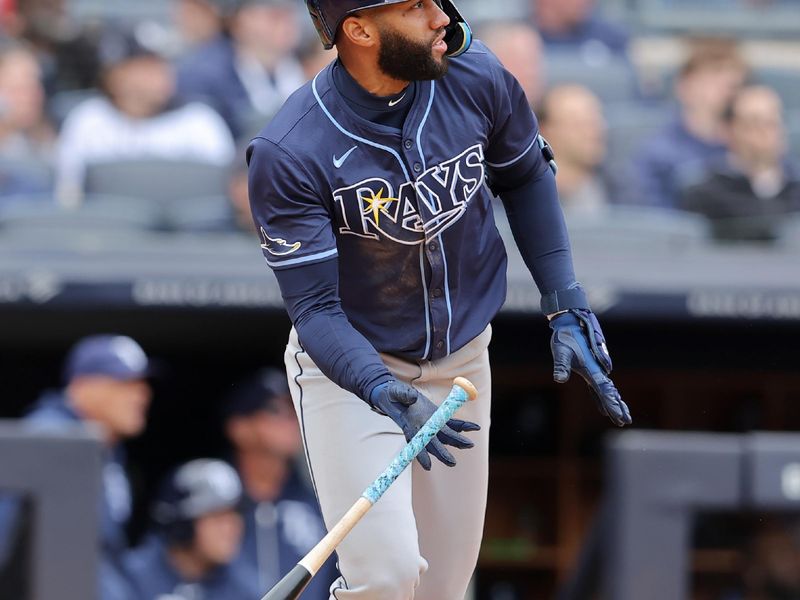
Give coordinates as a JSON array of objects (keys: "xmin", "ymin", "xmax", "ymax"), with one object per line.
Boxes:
[
  {"xmin": 369, "ymin": 381, "xmax": 480, "ymax": 470},
  {"xmin": 549, "ymin": 310, "xmax": 632, "ymax": 427}
]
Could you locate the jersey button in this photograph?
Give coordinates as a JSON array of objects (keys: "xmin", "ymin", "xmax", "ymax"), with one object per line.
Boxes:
[
  {"xmin": 413, "ymin": 162, "xmax": 422, "ymax": 173},
  {"xmin": 404, "ymin": 139, "xmax": 413, "ymax": 149},
  {"xmin": 432, "ymin": 288, "xmax": 443, "ymax": 298},
  {"xmin": 436, "ymin": 340, "xmax": 445, "ymax": 350},
  {"xmin": 428, "ymin": 242, "xmax": 438, "ymax": 252}
]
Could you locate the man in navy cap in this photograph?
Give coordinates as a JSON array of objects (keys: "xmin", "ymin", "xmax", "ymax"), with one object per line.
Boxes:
[
  {"xmin": 223, "ymin": 367, "xmax": 337, "ymax": 599},
  {"xmin": 0, "ymin": 334, "xmax": 153, "ymax": 600}
]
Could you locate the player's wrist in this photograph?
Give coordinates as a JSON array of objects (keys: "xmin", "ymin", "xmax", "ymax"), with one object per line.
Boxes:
[
  {"xmin": 540, "ymin": 284, "xmax": 590, "ymax": 316},
  {"xmin": 365, "ymin": 376, "xmax": 396, "ymax": 408}
]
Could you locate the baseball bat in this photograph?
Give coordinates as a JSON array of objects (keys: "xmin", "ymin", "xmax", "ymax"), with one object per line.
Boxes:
[{"xmin": 260, "ymin": 377, "xmax": 479, "ymax": 600}]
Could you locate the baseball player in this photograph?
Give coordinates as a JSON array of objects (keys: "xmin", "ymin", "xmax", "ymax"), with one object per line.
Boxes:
[
  {"xmin": 124, "ymin": 459, "xmax": 258, "ymax": 599},
  {"xmin": 246, "ymin": 2, "xmax": 632, "ymax": 598},
  {"xmin": 0, "ymin": 334, "xmax": 153, "ymax": 600}
]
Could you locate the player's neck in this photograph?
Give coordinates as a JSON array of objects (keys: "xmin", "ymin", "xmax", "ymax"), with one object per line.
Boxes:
[{"xmin": 337, "ymin": 52, "xmax": 409, "ymax": 97}]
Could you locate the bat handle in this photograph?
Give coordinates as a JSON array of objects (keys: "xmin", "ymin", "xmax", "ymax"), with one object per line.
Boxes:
[{"xmin": 362, "ymin": 377, "xmax": 477, "ymax": 504}]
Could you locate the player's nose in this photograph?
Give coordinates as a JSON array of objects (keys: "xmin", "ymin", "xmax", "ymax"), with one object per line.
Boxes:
[{"xmin": 430, "ymin": 1, "xmax": 450, "ymax": 29}]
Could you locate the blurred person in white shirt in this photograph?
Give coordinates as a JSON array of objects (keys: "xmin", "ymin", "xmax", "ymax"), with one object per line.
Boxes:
[{"xmin": 55, "ymin": 27, "xmax": 234, "ymax": 207}]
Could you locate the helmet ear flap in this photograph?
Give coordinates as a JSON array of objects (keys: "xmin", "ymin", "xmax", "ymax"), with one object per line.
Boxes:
[
  {"xmin": 445, "ymin": 21, "xmax": 472, "ymax": 57},
  {"xmin": 439, "ymin": 0, "xmax": 473, "ymax": 57},
  {"xmin": 306, "ymin": 0, "xmax": 336, "ymax": 49}
]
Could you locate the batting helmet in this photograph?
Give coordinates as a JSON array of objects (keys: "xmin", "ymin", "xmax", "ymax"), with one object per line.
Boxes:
[
  {"xmin": 152, "ymin": 459, "xmax": 242, "ymax": 546},
  {"xmin": 306, "ymin": 0, "xmax": 472, "ymax": 57}
]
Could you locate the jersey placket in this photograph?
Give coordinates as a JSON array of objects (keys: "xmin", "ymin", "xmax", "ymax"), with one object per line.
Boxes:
[
  {"xmin": 422, "ymin": 233, "xmax": 449, "ymax": 360},
  {"xmin": 400, "ymin": 84, "xmax": 450, "ymax": 362}
]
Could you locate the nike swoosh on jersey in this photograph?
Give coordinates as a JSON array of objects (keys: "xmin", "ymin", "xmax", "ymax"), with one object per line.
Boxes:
[
  {"xmin": 333, "ymin": 146, "xmax": 358, "ymax": 168},
  {"xmin": 388, "ymin": 93, "xmax": 406, "ymax": 107}
]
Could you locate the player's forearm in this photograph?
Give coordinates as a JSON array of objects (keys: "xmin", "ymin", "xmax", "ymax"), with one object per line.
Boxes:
[
  {"xmin": 274, "ymin": 260, "xmax": 394, "ymax": 402},
  {"xmin": 499, "ymin": 168, "xmax": 577, "ymax": 294}
]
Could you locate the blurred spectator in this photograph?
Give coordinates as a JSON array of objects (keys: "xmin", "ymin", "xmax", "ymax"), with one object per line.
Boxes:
[
  {"xmin": 176, "ymin": 0, "xmax": 305, "ymax": 139},
  {"xmin": 626, "ymin": 38, "xmax": 749, "ymax": 208},
  {"xmin": 539, "ymin": 84, "xmax": 612, "ymax": 216},
  {"xmin": 531, "ymin": 0, "xmax": 630, "ymax": 59},
  {"xmin": 223, "ymin": 367, "xmax": 337, "ymax": 599},
  {"xmin": 297, "ymin": 33, "xmax": 336, "ymax": 82},
  {"xmin": 680, "ymin": 85, "xmax": 800, "ymax": 242},
  {"xmin": 477, "ymin": 20, "xmax": 545, "ymax": 108},
  {"xmin": 54, "ymin": 27, "xmax": 234, "ymax": 206},
  {"xmin": 173, "ymin": 0, "xmax": 228, "ymax": 52},
  {"xmin": 124, "ymin": 459, "xmax": 259, "ymax": 599},
  {"xmin": 6, "ymin": 0, "xmax": 103, "ymax": 94},
  {"xmin": 0, "ymin": 40, "xmax": 55, "ymax": 198},
  {"xmin": 0, "ymin": 41, "xmax": 53, "ymax": 160},
  {"xmin": 0, "ymin": 334, "xmax": 153, "ymax": 600}
]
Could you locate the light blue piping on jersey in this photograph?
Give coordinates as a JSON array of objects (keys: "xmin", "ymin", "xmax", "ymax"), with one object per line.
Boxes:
[
  {"xmin": 416, "ymin": 81, "xmax": 454, "ymax": 357},
  {"xmin": 485, "ymin": 135, "xmax": 538, "ymax": 169},
  {"xmin": 440, "ymin": 238, "xmax": 453, "ymax": 356},
  {"xmin": 265, "ymin": 248, "xmax": 338, "ymax": 268},
  {"xmin": 419, "ymin": 245, "xmax": 431, "ymax": 360},
  {"xmin": 312, "ymin": 72, "xmax": 411, "ymax": 181}
]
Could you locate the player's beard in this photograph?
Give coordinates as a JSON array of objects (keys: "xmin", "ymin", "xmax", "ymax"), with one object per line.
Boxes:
[{"xmin": 377, "ymin": 26, "xmax": 449, "ymax": 82}]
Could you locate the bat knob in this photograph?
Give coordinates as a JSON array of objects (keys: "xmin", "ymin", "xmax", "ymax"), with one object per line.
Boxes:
[{"xmin": 453, "ymin": 377, "xmax": 478, "ymax": 401}]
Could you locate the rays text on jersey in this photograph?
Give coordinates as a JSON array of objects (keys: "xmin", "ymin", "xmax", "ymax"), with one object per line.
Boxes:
[
  {"xmin": 260, "ymin": 227, "xmax": 302, "ymax": 256},
  {"xmin": 333, "ymin": 144, "xmax": 485, "ymax": 245}
]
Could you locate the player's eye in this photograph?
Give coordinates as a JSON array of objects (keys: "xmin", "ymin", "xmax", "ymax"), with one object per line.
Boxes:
[{"xmin": 413, "ymin": 1, "xmax": 424, "ymax": 8}]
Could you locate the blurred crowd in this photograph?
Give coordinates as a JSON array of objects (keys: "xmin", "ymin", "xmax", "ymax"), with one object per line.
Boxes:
[
  {"xmin": 0, "ymin": 334, "xmax": 338, "ymax": 600},
  {"xmin": 0, "ymin": 0, "xmax": 795, "ymax": 244}
]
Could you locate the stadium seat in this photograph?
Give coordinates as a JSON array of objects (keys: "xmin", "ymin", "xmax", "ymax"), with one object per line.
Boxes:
[
  {"xmin": 543, "ymin": 51, "xmax": 640, "ymax": 103},
  {"xmin": 0, "ymin": 195, "xmax": 162, "ymax": 234},
  {"xmin": 777, "ymin": 213, "xmax": 800, "ymax": 249},
  {"xmin": 84, "ymin": 160, "xmax": 230, "ymax": 204},
  {"xmin": 604, "ymin": 101, "xmax": 674, "ymax": 169},
  {"xmin": 561, "ymin": 205, "xmax": 713, "ymax": 251},
  {"xmin": 164, "ymin": 195, "xmax": 237, "ymax": 232}
]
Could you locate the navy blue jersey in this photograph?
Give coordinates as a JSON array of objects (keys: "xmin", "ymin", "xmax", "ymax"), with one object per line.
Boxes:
[{"xmin": 248, "ymin": 41, "xmax": 547, "ymax": 361}]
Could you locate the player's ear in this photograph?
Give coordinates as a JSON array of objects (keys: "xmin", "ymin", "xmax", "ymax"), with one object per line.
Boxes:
[{"xmin": 340, "ymin": 14, "xmax": 378, "ymax": 48}]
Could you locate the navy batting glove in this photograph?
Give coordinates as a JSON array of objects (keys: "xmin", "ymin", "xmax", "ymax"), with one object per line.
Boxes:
[
  {"xmin": 369, "ymin": 380, "xmax": 480, "ymax": 470},
  {"xmin": 549, "ymin": 310, "xmax": 632, "ymax": 427}
]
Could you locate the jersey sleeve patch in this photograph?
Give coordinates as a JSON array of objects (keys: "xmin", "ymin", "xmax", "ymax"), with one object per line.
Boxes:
[{"xmin": 248, "ymin": 137, "xmax": 337, "ymax": 271}]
